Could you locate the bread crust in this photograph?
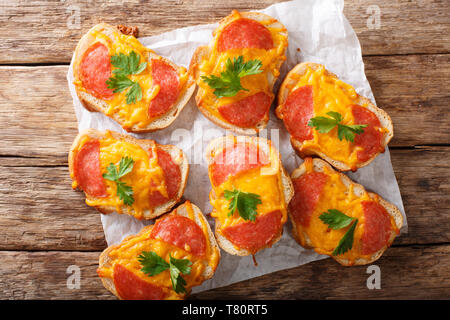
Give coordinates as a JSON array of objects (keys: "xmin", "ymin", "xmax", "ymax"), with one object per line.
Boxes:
[
  {"xmin": 205, "ymin": 135, "xmax": 294, "ymax": 256},
  {"xmin": 289, "ymin": 158, "xmax": 403, "ymax": 266},
  {"xmin": 189, "ymin": 11, "xmax": 288, "ymax": 135},
  {"xmin": 276, "ymin": 62, "xmax": 394, "ymax": 171},
  {"xmin": 73, "ymin": 23, "xmax": 195, "ymax": 133},
  {"xmin": 98, "ymin": 201, "xmax": 220, "ymax": 300},
  {"xmin": 68, "ymin": 128, "xmax": 189, "ymax": 220}
]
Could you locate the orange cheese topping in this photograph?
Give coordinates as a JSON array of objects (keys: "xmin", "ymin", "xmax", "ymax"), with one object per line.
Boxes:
[
  {"xmin": 97, "ymin": 202, "xmax": 220, "ymax": 300},
  {"xmin": 197, "ymin": 11, "xmax": 288, "ymax": 122},
  {"xmin": 72, "ymin": 131, "xmax": 168, "ymax": 219},
  {"xmin": 74, "ymin": 28, "xmax": 188, "ymax": 129},
  {"xmin": 209, "ymin": 146, "xmax": 287, "ymax": 231},
  {"xmin": 286, "ymin": 66, "xmax": 388, "ymax": 168},
  {"xmin": 295, "ymin": 160, "xmax": 398, "ymax": 263}
]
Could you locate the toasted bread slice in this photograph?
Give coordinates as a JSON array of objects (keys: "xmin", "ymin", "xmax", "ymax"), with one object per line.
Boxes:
[
  {"xmin": 276, "ymin": 62, "xmax": 394, "ymax": 171},
  {"xmin": 68, "ymin": 128, "xmax": 189, "ymax": 220},
  {"xmin": 205, "ymin": 135, "xmax": 294, "ymax": 256},
  {"xmin": 289, "ymin": 158, "xmax": 403, "ymax": 266},
  {"xmin": 190, "ymin": 11, "xmax": 288, "ymax": 135},
  {"xmin": 98, "ymin": 201, "xmax": 221, "ymax": 300},
  {"xmin": 73, "ymin": 23, "xmax": 195, "ymax": 133}
]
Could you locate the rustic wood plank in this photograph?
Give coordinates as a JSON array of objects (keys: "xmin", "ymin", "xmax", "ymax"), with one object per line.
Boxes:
[
  {"xmin": 347, "ymin": 0, "xmax": 450, "ymax": 57},
  {"xmin": 0, "ymin": 147, "xmax": 448, "ymax": 251},
  {"xmin": 0, "ymin": 245, "xmax": 448, "ymax": 299},
  {"xmin": 0, "ymin": 53, "xmax": 448, "ymax": 162},
  {"xmin": 0, "ymin": 164, "xmax": 107, "ymax": 251},
  {"xmin": 364, "ymin": 54, "xmax": 450, "ymax": 147},
  {"xmin": 391, "ymin": 146, "xmax": 450, "ymax": 245},
  {"xmin": 0, "ymin": 251, "xmax": 113, "ymax": 300},
  {"xmin": 0, "ymin": 0, "xmax": 448, "ymax": 64},
  {"xmin": 0, "ymin": 66, "xmax": 77, "ymax": 161}
]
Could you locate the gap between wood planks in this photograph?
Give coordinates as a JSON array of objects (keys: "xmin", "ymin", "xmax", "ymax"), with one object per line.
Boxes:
[{"xmin": 1, "ymin": 51, "xmax": 449, "ymax": 67}]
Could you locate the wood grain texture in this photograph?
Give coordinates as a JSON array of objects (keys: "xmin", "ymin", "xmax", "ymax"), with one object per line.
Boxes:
[
  {"xmin": 0, "ymin": 0, "xmax": 448, "ymax": 64},
  {"xmin": 0, "ymin": 165, "xmax": 107, "ymax": 251},
  {"xmin": 0, "ymin": 0, "xmax": 449, "ymax": 301},
  {"xmin": 0, "ymin": 147, "xmax": 448, "ymax": 251},
  {"xmin": 0, "ymin": 245, "xmax": 448, "ymax": 299},
  {"xmin": 0, "ymin": 66, "xmax": 77, "ymax": 161},
  {"xmin": 364, "ymin": 54, "xmax": 450, "ymax": 147},
  {"xmin": 0, "ymin": 53, "xmax": 448, "ymax": 163}
]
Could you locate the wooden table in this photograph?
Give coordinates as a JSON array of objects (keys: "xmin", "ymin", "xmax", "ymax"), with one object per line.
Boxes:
[{"xmin": 0, "ymin": 0, "xmax": 449, "ymax": 300}]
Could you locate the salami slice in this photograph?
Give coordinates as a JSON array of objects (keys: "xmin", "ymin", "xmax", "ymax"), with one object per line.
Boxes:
[
  {"xmin": 210, "ymin": 143, "xmax": 269, "ymax": 186},
  {"xmin": 148, "ymin": 59, "xmax": 180, "ymax": 118},
  {"xmin": 351, "ymin": 105, "xmax": 384, "ymax": 163},
  {"xmin": 113, "ymin": 264, "xmax": 166, "ymax": 300},
  {"xmin": 282, "ymin": 85, "xmax": 314, "ymax": 142},
  {"xmin": 289, "ymin": 171, "xmax": 328, "ymax": 227},
  {"xmin": 80, "ymin": 42, "xmax": 114, "ymax": 99},
  {"xmin": 217, "ymin": 18, "xmax": 273, "ymax": 52},
  {"xmin": 221, "ymin": 210, "xmax": 282, "ymax": 252},
  {"xmin": 150, "ymin": 215, "xmax": 207, "ymax": 257},
  {"xmin": 360, "ymin": 201, "xmax": 393, "ymax": 255},
  {"xmin": 73, "ymin": 139, "xmax": 107, "ymax": 198},
  {"xmin": 148, "ymin": 148, "xmax": 181, "ymax": 208},
  {"xmin": 218, "ymin": 92, "xmax": 272, "ymax": 128}
]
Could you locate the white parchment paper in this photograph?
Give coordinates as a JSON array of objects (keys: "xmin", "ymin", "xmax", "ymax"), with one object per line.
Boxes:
[{"xmin": 67, "ymin": 0, "xmax": 407, "ymax": 293}]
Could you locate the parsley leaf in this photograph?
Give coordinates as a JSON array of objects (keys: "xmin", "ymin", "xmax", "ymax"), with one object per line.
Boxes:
[
  {"xmin": 308, "ymin": 116, "xmax": 339, "ymax": 133},
  {"xmin": 337, "ymin": 124, "xmax": 367, "ymax": 142},
  {"xmin": 116, "ymin": 181, "xmax": 134, "ymax": 206},
  {"xmin": 319, "ymin": 209, "xmax": 355, "ymax": 230},
  {"xmin": 169, "ymin": 255, "xmax": 192, "ymax": 294},
  {"xmin": 332, "ymin": 219, "xmax": 358, "ymax": 256},
  {"xmin": 319, "ymin": 209, "xmax": 358, "ymax": 256},
  {"xmin": 106, "ymin": 51, "xmax": 146, "ymax": 104},
  {"xmin": 117, "ymin": 156, "xmax": 134, "ymax": 178},
  {"xmin": 138, "ymin": 251, "xmax": 169, "ymax": 276},
  {"xmin": 201, "ymin": 56, "xmax": 263, "ymax": 98},
  {"xmin": 224, "ymin": 189, "xmax": 262, "ymax": 222},
  {"xmin": 102, "ymin": 163, "xmax": 119, "ymax": 181},
  {"xmin": 307, "ymin": 111, "xmax": 367, "ymax": 142},
  {"xmin": 138, "ymin": 251, "xmax": 192, "ymax": 294},
  {"xmin": 106, "ymin": 74, "xmax": 134, "ymax": 93},
  {"xmin": 103, "ymin": 156, "xmax": 135, "ymax": 206},
  {"xmin": 125, "ymin": 81, "xmax": 142, "ymax": 104},
  {"xmin": 110, "ymin": 51, "xmax": 147, "ymax": 76}
]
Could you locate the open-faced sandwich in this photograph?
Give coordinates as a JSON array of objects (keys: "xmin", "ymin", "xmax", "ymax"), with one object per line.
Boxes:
[
  {"xmin": 73, "ymin": 23, "xmax": 195, "ymax": 132},
  {"xmin": 205, "ymin": 135, "xmax": 293, "ymax": 256},
  {"xmin": 190, "ymin": 10, "xmax": 288, "ymax": 134},
  {"xmin": 289, "ymin": 157, "xmax": 403, "ymax": 266},
  {"xmin": 97, "ymin": 201, "xmax": 220, "ymax": 300},
  {"xmin": 69, "ymin": 129, "xmax": 188, "ymax": 220},
  {"xmin": 276, "ymin": 62, "xmax": 394, "ymax": 171}
]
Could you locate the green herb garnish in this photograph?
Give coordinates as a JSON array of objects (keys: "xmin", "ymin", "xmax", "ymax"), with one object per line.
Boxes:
[
  {"xmin": 224, "ymin": 189, "xmax": 262, "ymax": 222},
  {"xmin": 138, "ymin": 251, "xmax": 192, "ymax": 294},
  {"xmin": 106, "ymin": 51, "xmax": 147, "ymax": 104},
  {"xmin": 319, "ymin": 209, "xmax": 358, "ymax": 256},
  {"xmin": 308, "ymin": 111, "xmax": 367, "ymax": 142},
  {"xmin": 103, "ymin": 156, "xmax": 134, "ymax": 206},
  {"xmin": 201, "ymin": 56, "xmax": 263, "ymax": 98}
]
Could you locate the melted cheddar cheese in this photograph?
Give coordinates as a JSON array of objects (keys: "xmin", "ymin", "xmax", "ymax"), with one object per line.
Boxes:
[
  {"xmin": 197, "ymin": 11, "xmax": 288, "ymax": 123},
  {"xmin": 72, "ymin": 131, "xmax": 168, "ymax": 219},
  {"xmin": 295, "ymin": 160, "xmax": 398, "ymax": 264},
  {"xmin": 209, "ymin": 145, "xmax": 287, "ymax": 233},
  {"xmin": 97, "ymin": 202, "xmax": 220, "ymax": 300},
  {"xmin": 74, "ymin": 27, "xmax": 189, "ymax": 129},
  {"xmin": 286, "ymin": 66, "xmax": 387, "ymax": 169}
]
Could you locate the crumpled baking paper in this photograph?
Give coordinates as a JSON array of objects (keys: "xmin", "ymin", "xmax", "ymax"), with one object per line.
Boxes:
[{"xmin": 67, "ymin": 0, "xmax": 407, "ymax": 294}]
